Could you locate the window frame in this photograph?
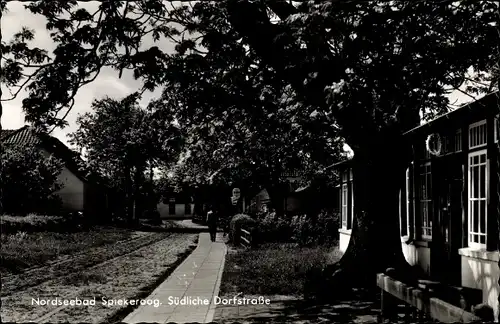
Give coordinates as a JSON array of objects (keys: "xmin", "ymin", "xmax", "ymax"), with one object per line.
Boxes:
[
  {"xmin": 168, "ymin": 199, "xmax": 176, "ymax": 215},
  {"xmin": 419, "ymin": 162, "xmax": 432, "ymax": 240},
  {"xmin": 400, "ymin": 167, "xmax": 411, "ymax": 237},
  {"xmin": 467, "ymin": 149, "xmax": 488, "ymax": 250},
  {"xmin": 468, "ymin": 119, "xmax": 487, "ymax": 149},
  {"xmin": 341, "ymin": 183, "xmax": 348, "ymax": 229}
]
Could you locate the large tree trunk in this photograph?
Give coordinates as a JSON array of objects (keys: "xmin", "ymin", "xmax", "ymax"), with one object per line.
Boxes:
[{"xmin": 323, "ymin": 136, "xmax": 414, "ymax": 293}]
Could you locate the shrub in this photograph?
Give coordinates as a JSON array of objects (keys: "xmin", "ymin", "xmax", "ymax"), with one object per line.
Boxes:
[
  {"xmin": 0, "ymin": 213, "xmax": 84, "ymax": 234},
  {"xmin": 292, "ymin": 210, "xmax": 340, "ymax": 246},
  {"xmin": 257, "ymin": 211, "xmax": 294, "ymax": 243},
  {"xmin": 255, "ymin": 209, "xmax": 339, "ymax": 246},
  {"xmin": 229, "ymin": 214, "xmax": 256, "ymax": 246},
  {"xmin": 1, "ymin": 144, "xmax": 64, "ymax": 215}
]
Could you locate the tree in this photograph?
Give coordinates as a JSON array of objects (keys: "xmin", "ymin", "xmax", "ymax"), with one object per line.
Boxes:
[
  {"xmin": 69, "ymin": 92, "xmax": 183, "ymax": 221},
  {"xmin": 1, "ymin": 0, "xmax": 498, "ymax": 286},
  {"xmin": 147, "ymin": 2, "xmax": 344, "ymax": 213},
  {"xmin": 0, "ymin": 144, "xmax": 63, "ymax": 215},
  {"xmin": 224, "ymin": 0, "xmax": 499, "ymax": 284}
]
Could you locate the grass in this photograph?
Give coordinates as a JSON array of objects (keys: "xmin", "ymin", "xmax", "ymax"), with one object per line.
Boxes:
[
  {"xmin": 219, "ymin": 243, "xmax": 343, "ymax": 297},
  {"xmin": 0, "ymin": 227, "xmax": 132, "ymax": 274},
  {"xmin": 0, "ymin": 233, "xmax": 199, "ymax": 323}
]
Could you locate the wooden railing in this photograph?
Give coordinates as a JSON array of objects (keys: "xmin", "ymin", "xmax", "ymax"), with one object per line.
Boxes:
[{"xmin": 240, "ymin": 226, "xmax": 254, "ymax": 249}]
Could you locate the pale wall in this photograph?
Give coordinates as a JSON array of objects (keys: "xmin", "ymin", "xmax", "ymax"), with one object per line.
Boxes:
[
  {"xmin": 157, "ymin": 202, "xmax": 195, "ymax": 219},
  {"xmin": 41, "ymin": 149, "xmax": 85, "ymax": 211},
  {"xmin": 339, "ymin": 231, "xmax": 431, "ymax": 275},
  {"xmin": 459, "ymin": 248, "xmax": 500, "ymax": 320},
  {"xmin": 339, "ymin": 230, "xmax": 500, "ymax": 321},
  {"xmin": 338, "ymin": 229, "xmax": 351, "ymax": 252},
  {"xmin": 55, "ymin": 166, "xmax": 85, "ymax": 211}
]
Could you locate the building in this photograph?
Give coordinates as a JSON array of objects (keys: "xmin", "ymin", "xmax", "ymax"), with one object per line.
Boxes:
[
  {"xmin": 1, "ymin": 126, "xmax": 109, "ymax": 218},
  {"xmin": 336, "ymin": 93, "xmax": 500, "ymax": 317},
  {"xmin": 157, "ymin": 190, "xmax": 195, "ymax": 219}
]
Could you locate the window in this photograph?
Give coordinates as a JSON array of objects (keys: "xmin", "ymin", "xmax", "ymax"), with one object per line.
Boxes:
[
  {"xmin": 469, "ymin": 120, "xmax": 487, "ymax": 149},
  {"xmin": 351, "ymin": 182, "xmax": 354, "ymax": 226},
  {"xmin": 495, "ymin": 115, "xmax": 499, "ymax": 143},
  {"xmin": 420, "ymin": 163, "xmax": 432, "ymax": 239},
  {"xmin": 400, "ymin": 168, "xmax": 411, "ymax": 236},
  {"xmin": 341, "ymin": 183, "xmax": 348, "ymax": 228},
  {"xmin": 468, "ymin": 150, "xmax": 487, "ymax": 249},
  {"xmin": 455, "ymin": 129, "xmax": 462, "ymax": 152},
  {"xmin": 169, "ymin": 198, "xmax": 176, "ymax": 215}
]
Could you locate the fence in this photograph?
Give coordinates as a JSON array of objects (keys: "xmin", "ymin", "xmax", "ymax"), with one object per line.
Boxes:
[{"xmin": 240, "ymin": 225, "xmax": 255, "ymax": 249}]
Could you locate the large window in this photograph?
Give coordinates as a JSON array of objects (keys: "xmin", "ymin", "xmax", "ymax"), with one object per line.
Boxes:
[
  {"xmin": 455, "ymin": 129, "xmax": 462, "ymax": 152},
  {"xmin": 400, "ymin": 167, "xmax": 411, "ymax": 237},
  {"xmin": 341, "ymin": 183, "xmax": 348, "ymax": 228},
  {"xmin": 420, "ymin": 163, "xmax": 432, "ymax": 239},
  {"xmin": 495, "ymin": 115, "xmax": 499, "ymax": 143},
  {"xmin": 350, "ymin": 170, "xmax": 354, "ymax": 226},
  {"xmin": 468, "ymin": 150, "xmax": 488, "ymax": 249},
  {"xmin": 340, "ymin": 169, "xmax": 354, "ymax": 230},
  {"xmin": 469, "ymin": 120, "xmax": 487, "ymax": 149}
]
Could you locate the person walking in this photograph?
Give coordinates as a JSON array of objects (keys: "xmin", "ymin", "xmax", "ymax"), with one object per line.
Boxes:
[{"xmin": 206, "ymin": 207, "xmax": 218, "ymax": 242}]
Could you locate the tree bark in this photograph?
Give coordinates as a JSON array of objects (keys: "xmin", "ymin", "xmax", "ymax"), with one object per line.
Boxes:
[{"xmin": 327, "ymin": 136, "xmax": 414, "ymax": 289}]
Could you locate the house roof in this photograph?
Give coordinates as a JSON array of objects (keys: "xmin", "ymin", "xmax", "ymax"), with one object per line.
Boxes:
[
  {"xmin": 1, "ymin": 126, "xmax": 89, "ymax": 183},
  {"xmin": 0, "ymin": 129, "xmax": 20, "ymax": 140},
  {"xmin": 403, "ymin": 91, "xmax": 499, "ymax": 137}
]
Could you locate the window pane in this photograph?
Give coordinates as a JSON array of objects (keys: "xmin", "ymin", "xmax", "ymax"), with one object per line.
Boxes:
[
  {"xmin": 473, "ymin": 155, "xmax": 479, "ymax": 164},
  {"xmin": 480, "ymin": 235, "xmax": 485, "ymax": 244},
  {"xmin": 480, "ymin": 164, "xmax": 486, "ymax": 198},
  {"xmin": 479, "ymin": 200, "xmax": 486, "ymax": 234},
  {"xmin": 473, "ymin": 200, "xmax": 479, "ymax": 233},
  {"xmin": 480, "ymin": 154, "xmax": 486, "ymax": 163},
  {"xmin": 473, "ymin": 166, "xmax": 479, "ymax": 198}
]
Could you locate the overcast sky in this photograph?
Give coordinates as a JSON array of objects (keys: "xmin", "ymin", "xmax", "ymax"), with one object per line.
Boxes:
[{"xmin": 1, "ymin": 1, "xmax": 478, "ymax": 149}]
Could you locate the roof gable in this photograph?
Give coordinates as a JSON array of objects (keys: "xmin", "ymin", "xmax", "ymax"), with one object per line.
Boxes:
[{"xmin": 1, "ymin": 126, "xmax": 88, "ymax": 183}]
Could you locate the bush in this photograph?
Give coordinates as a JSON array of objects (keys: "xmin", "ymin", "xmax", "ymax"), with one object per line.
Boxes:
[
  {"xmin": 229, "ymin": 214, "xmax": 256, "ymax": 246},
  {"xmin": 257, "ymin": 211, "xmax": 294, "ymax": 243},
  {"xmin": 255, "ymin": 209, "xmax": 339, "ymax": 246},
  {"xmin": 1, "ymin": 144, "xmax": 64, "ymax": 215},
  {"xmin": 0, "ymin": 213, "xmax": 85, "ymax": 234}
]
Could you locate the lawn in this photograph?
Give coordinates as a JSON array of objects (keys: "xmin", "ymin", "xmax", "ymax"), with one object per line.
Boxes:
[
  {"xmin": 1, "ymin": 233, "xmax": 199, "ymax": 323},
  {"xmin": 219, "ymin": 243, "xmax": 342, "ymax": 298},
  {"xmin": 0, "ymin": 226, "xmax": 134, "ymax": 275}
]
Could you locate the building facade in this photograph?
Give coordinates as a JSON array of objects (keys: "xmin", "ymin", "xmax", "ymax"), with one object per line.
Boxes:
[
  {"xmin": 337, "ymin": 93, "xmax": 500, "ymax": 317},
  {"xmin": 1, "ymin": 126, "xmax": 108, "ymax": 218}
]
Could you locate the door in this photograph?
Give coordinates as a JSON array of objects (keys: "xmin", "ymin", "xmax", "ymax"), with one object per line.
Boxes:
[{"xmin": 432, "ymin": 159, "xmax": 462, "ymax": 285}]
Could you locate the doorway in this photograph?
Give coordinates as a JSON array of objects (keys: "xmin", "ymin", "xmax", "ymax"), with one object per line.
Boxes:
[{"xmin": 431, "ymin": 157, "xmax": 462, "ymax": 285}]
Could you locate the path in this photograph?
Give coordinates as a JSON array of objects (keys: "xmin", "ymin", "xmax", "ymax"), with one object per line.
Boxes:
[
  {"xmin": 172, "ymin": 219, "xmax": 208, "ymax": 230},
  {"xmin": 124, "ymin": 232, "xmax": 227, "ymax": 324}
]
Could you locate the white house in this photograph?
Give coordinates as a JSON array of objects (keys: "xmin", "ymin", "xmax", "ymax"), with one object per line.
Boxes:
[{"xmin": 1, "ymin": 126, "xmax": 108, "ymax": 217}]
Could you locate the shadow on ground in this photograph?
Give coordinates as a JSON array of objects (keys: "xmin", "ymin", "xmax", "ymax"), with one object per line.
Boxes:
[{"xmin": 214, "ymin": 290, "xmax": 416, "ymax": 324}]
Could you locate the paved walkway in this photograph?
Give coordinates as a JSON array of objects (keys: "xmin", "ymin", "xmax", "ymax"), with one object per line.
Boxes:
[
  {"xmin": 124, "ymin": 233, "xmax": 227, "ymax": 323},
  {"xmin": 172, "ymin": 219, "xmax": 208, "ymax": 230}
]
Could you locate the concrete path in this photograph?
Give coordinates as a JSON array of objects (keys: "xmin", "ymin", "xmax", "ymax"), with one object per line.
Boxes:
[
  {"xmin": 124, "ymin": 233, "xmax": 227, "ymax": 324},
  {"xmin": 172, "ymin": 219, "xmax": 208, "ymax": 230}
]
